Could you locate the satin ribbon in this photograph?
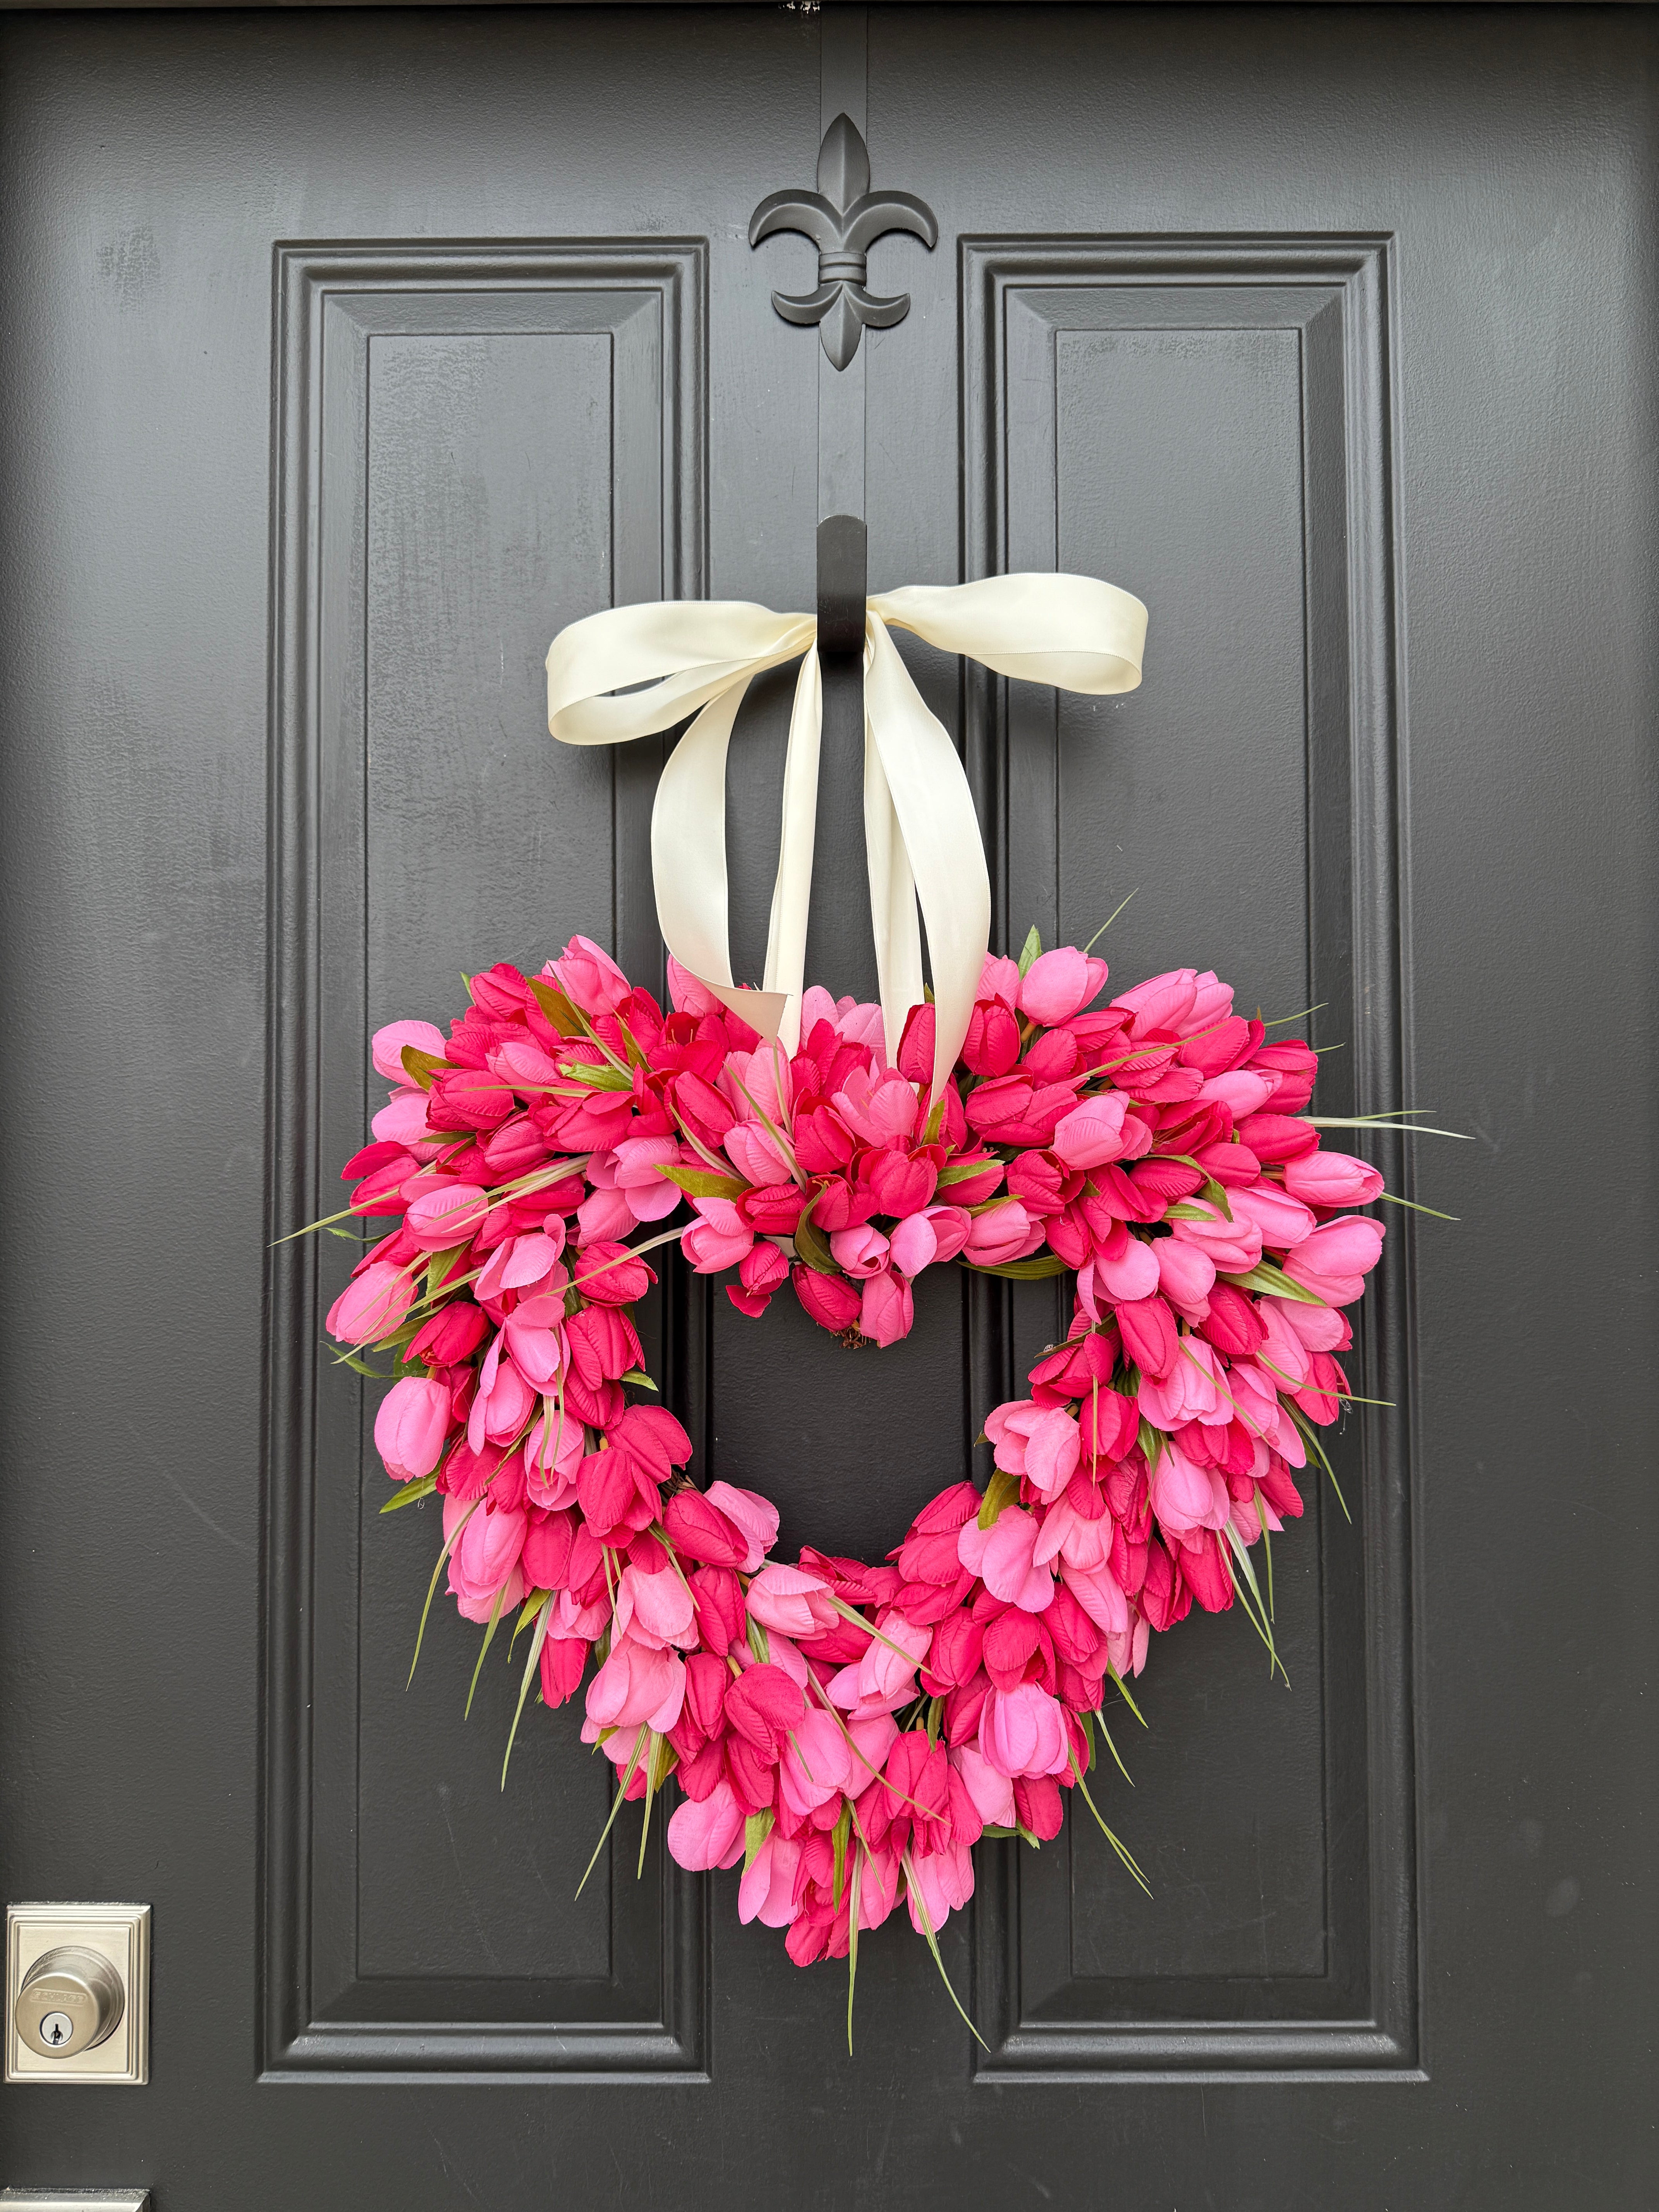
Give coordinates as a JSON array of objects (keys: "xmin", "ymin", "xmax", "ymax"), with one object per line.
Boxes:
[{"xmin": 545, "ymin": 573, "xmax": 1147, "ymax": 1098}]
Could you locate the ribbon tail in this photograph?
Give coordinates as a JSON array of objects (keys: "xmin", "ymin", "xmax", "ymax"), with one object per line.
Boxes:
[
  {"xmin": 863, "ymin": 614, "xmax": 992, "ymax": 1099},
  {"xmin": 862, "ymin": 701, "xmax": 924, "ymax": 1070},
  {"xmin": 761, "ymin": 650, "xmax": 824, "ymax": 1056}
]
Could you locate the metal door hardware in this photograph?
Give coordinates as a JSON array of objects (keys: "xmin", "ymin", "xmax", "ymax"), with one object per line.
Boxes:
[
  {"xmin": 5, "ymin": 1906, "xmax": 149, "ymax": 2085},
  {"xmin": 0, "ymin": 2196, "xmax": 149, "ymax": 2210}
]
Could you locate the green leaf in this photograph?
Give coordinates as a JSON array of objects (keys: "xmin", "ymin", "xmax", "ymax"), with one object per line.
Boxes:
[
  {"xmin": 938, "ymin": 1155, "xmax": 998, "ymax": 1187},
  {"xmin": 380, "ymin": 1473, "xmax": 437, "ymax": 1513},
  {"xmin": 1136, "ymin": 1417, "xmax": 1164, "ymax": 1474},
  {"xmin": 560, "ymin": 1060, "xmax": 633, "ymax": 1093},
  {"xmin": 901, "ymin": 1849, "xmax": 989, "ymax": 2051},
  {"xmin": 426, "ymin": 1244, "xmax": 469, "ymax": 1300},
  {"xmin": 1017, "ymin": 924, "xmax": 1043, "ymax": 976},
  {"xmin": 922, "ymin": 1097, "xmax": 947, "ymax": 1145},
  {"xmin": 528, "ymin": 977, "xmax": 584, "ymax": 1034},
  {"xmin": 464, "ymin": 1581, "xmax": 510, "ymax": 1719},
  {"xmin": 1161, "ymin": 1201, "xmax": 1211, "ymax": 1222},
  {"xmin": 1220, "ymin": 1260, "xmax": 1327, "ymax": 1306},
  {"xmin": 846, "ymin": 1851, "xmax": 862, "ymax": 2055},
  {"xmin": 658, "ymin": 1163, "xmax": 748, "ymax": 1200},
  {"xmin": 977, "ymin": 1466, "xmax": 1020, "ymax": 1529},
  {"xmin": 831, "ymin": 1805, "xmax": 850, "ymax": 1909},
  {"xmin": 792, "ymin": 1209, "xmax": 837, "ymax": 1276},
  {"xmin": 1066, "ymin": 1753, "xmax": 1153, "ymax": 1896},
  {"xmin": 575, "ymin": 1729, "xmax": 647, "ymax": 1900},
  {"xmin": 746, "ymin": 1615, "xmax": 771, "ymax": 1664},
  {"xmin": 501, "ymin": 1594, "xmax": 553, "ymax": 1790},
  {"xmin": 744, "ymin": 1809, "xmax": 776, "ymax": 1872},
  {"xmin": 1199, "ymin": 1176, "xmax": 1235, "ymax": 1222},
  {"xmin": 959, "ymin": 1253, "xmax": 1068, "ymax": 1281},
  {"xmin": 400, "ymin": 1044, "xmax": 447, "ymax": 1091},
  {"xmin": 408, "ymin": 1498, "xmax": 482, "ymax": 1688},
  {"xmin": 617, "ymin": 1367, "xmax": 659, "ymax": 1391}
]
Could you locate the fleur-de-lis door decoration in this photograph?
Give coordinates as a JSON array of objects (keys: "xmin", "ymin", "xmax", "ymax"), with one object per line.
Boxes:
[{"xmin": 749, "ymin": 113, "xmax": 938, "ymax": 370}]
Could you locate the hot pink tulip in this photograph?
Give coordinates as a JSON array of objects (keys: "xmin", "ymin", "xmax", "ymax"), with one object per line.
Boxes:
[
  {"xmin": 373, "ymin": 1376, "xmax": 451, "ymax": 1482},
  {"xmin": 702, "ymin": 1481, "xmax": 779, "ymax": 1572},
  {"xmin": 1019, "ymin": 946, "xmax": 1109, "ymax": 1025},
  {"xmin": 792, "ymin": 1263, "xmax": 863, "ymax": 1333},
  {"xmin": 326, "ymin": 1260, "xmax": 414, "ymax": 1346},
  {"xmin": 546, "ymin": 934, "xmax": 632, "ymax": 1016}
]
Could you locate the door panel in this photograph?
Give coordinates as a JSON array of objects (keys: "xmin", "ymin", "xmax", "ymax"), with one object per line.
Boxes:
[{"xmin": 0, "ymin": 6, "xmax": 1651, "ymax": 2206}]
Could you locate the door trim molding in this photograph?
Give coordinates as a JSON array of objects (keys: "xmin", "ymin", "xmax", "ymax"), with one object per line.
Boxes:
[
  {"xmin": 259, "ymin": 239, "xmax": 709, "ymax": 2083},
  {"xmin": 961, "ymin": 234, "xmax": 1422, "ymax": 2081}
]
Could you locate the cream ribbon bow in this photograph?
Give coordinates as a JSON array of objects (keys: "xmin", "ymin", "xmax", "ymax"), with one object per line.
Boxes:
[{"xmin": 545, "ymin": 574, "xmax": 1147, "ymax": 1098}]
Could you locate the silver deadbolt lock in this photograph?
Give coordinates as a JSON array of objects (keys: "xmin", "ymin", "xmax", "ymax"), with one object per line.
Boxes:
[{"xmin": 14, "ymin": 1944, "xmax": 125, "ymax": 2058}]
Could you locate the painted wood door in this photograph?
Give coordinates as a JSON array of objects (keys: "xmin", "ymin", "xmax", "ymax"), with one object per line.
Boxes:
[{"xmin": 0, "ymin": 5, "xmax": 1651, "ymax": 2205}]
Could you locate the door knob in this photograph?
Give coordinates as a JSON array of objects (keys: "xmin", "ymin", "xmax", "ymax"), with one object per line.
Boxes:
[{"xmin": 13, "ymin": 1944, "xmax": 125, "ymax": 2059}]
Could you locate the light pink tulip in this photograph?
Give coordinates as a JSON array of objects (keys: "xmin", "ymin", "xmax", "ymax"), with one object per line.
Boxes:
[
  {"xmin": 963, "ymin": 1199, "xmax": 1040, "ymax": 1266},
  {"xmin": 575, "ymin": 1184, "xmax": 637, "ymax": 1244},
  {"xmin": 984, "ymin": 1400, "xmax": 1080, "ymax": 1501},
  {"xmin": 374, "ymin": 1377, "xmax": 451, "ymax": 1482},
  {"xmin": 859, "ymin": 1269, "xmax": 914, "ymax": 1347},
  {"xmin": 906, "ymin": 1841, "xmax": 975, "ymax": 1934},
  {"xmin": 827, "ymin": 1611, "xmax": 931, "ymax": 1712},
  {"xmin": 830, "ymin": 1224, "xmax": 890, "ymax": 1279},
  {"xmin": 372, "ymin": 1089, "xmax": 431, "ymax": 1146},
  {"xmin": 667, "ymin": 1779, "xmax": 747, "ymax": 1871},
  {"xmin": 585, "ymin": 1634, "xmax": 685, "ymax": 1733},
  {"xmin": 1149, "ymin": 1442, "xmax": 1230, "ymax": 1538},
  {"xmin": 957, "ymin": 1508, "xmax": 1054, "ymax": 1613},
  {"xmin": 703, "ymin": 1481, "xmax": 779, "ymax": 1571},
  {"xmin": 681, "ymin": 1197, "xmax": 755, "ymax": 1272},
  {"xmin": 1284, "ymin": 1215, "xmax": 1384, "ymax": 1304},
  {"xmin": 1019, "ymin": 946, "xmax": 1108, "ymax": 1025},
  {"xmin": 1197, "ymin": 1069, "xmax": 1278, "ymax": 1118},
  {"xmin": 1061, "ymin": 1558, "xmax": 1130, "ymax": 1636},
  {"xmin": 371, "ymin": 1018, "xmax": 446, "ymax": 1083},
  {"xmin": 1094, "ymin": 1232, "xmax": 1161, "ymax": 1301},
  {"xmin": 831, "ymin": 1065, "xmax": 918, "ymax": 1147},
  {"xmin": 404, "ymin": 1182, "xmax": 489, "ymax": 1252},
  {"xmin": 611, "ymin": 1135, "xmax": 685, "ymax": 1222},
  {"xmin": 1283, "ymin": 1148, "xmax": 1384, "ymax": 1207},
  {"xmin": 523, "ymin": 1405, "xmax": 584, "ymax": 1508},
  {"xmin": 467, "ymin": 1336, "xmax": 536, "ymax": 1451},
  {"xmin": 1272, "ymin": 1295, "xmax": 1350, "ymax": 1351},
  {"xmin": 1051, "ymin": 1091, "xmax": 1131, "ymax": 1169},
  {"xmin": 979, "ymin": 1682, "xmax": 1071, "ymax": 1779},
  {"xmin": 1156, "ymin": 1234, "xmax": 1216, "ymax": 1312},
  {"xmin": 1170, "ymin": 1201, "xmax": 1264, "ymax": 1276},
  {"xmin": 747, "ymin": 1565, "xmax": 839, "ymax": 1639},
  {"xmin": 951, "ymin": 1743, "xmax": 1016, "ymax": 1829},
  {"xmin": 1231, "ymin": 1183, "xmax": 1317, "ymax": 1250},
  {"xmin": 500, "ymin": 1295, "xmax": 568, "ymax": 1390},
  {"xmin": 779, "ymin": 1709, "xmax": 853, "ymax": 1817},
  {"xmin": 443, "ymin": 1494, "xmax": 526, "ymax": 1623},
  {"xmin": 725, "ymin": 1119, "xmax": 792, "ymax": 1187},
  {"xmin": 1113, "ymin": 968, "xmax": 1199, "ymax": 1038},
  {"xmin": 615, "ymin": 1563, "xmax": 697, "ymax": 1650},
  {"xmin": 739, "ymin": 1832, "xmax": 804, "ymax": 1926},
  {"xmin": 326, "ymin": 1260, "xmax": 414, "ymax": 1346}
]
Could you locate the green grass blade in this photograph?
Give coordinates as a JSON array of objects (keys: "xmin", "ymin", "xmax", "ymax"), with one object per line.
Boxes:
[
  {"xmin": 464, "ymin": 1580, "xmax": 509, "ymax": 1719},
  {"xmin": 1067, "ymin": 1753, "xmax": 1153, "ymax": 1896},
  {"xmin": 501, "ymin": 1596, "xmax": 553, "ymax": 1790},
  {"xmin": 902, "ymin": 1851, "xmax": 989, "ymax": 2050},
  {"xmin": 1106, "ymin": 1661, "xmax": 1148, "ymax": 1728},
  {"xmin": 408, "ymin": 1499, "xmax": 479, "ymax": 1688},
  {"xmin": 575, "ymin": 1729, "xmax": 646, "ymax": 1900}
]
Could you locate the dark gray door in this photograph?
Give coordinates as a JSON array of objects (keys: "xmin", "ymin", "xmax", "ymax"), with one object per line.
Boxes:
[{"xmin": 2, "ymin": 6, "xmax": 1652, "ymax": 2205}]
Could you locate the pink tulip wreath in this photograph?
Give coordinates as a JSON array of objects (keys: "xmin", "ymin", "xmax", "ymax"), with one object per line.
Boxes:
[{"xmin": 319, "ymin": 933, "xmax": 1385, "ymax": 2003}]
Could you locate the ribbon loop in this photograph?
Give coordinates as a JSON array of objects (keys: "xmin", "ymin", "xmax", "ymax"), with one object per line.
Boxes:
[{"xmin": 546, "ymin": 573, "xmax": 1147, "ymax": 1096}]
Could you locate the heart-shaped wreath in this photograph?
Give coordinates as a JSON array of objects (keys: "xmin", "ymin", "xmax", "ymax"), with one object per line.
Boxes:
[{"xmin": 316, "ymin": 931, "xmax": 1388, "ymax": 2022}]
